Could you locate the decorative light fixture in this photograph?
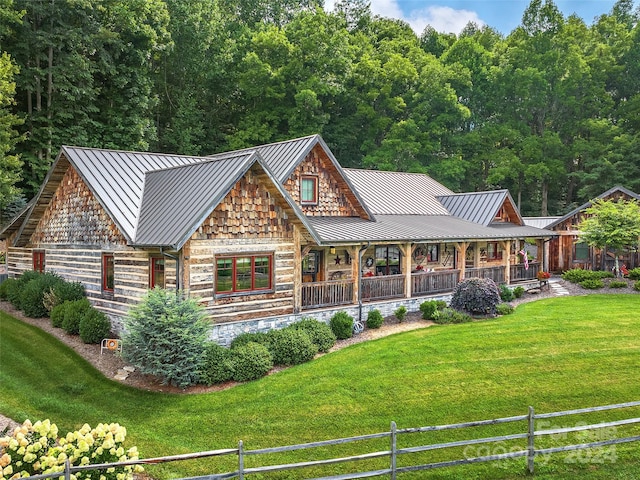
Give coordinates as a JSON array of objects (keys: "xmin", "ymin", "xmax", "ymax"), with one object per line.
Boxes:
[{"xmin": 330, "ymin": 246, "xmax": 336, "ymax": 254}]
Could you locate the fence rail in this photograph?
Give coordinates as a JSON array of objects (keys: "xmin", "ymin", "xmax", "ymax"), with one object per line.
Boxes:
[
  {"xmin": 464, "ymin": 266, "xmax": 505, "ymax": 283},
  {"xmin": 21, "ymin": 401, "xmax": 640, "ymax": 480},
  {"xmin": 361, "ymin": 274, "xmax": 405, "ymax": 301},
  {"xmin": 410, "ymin": 270, "xmax": 459, "ymax": 296},
  {"xmin": 301, "ymin": 280, "xmax": 354, "ymax": 309}
]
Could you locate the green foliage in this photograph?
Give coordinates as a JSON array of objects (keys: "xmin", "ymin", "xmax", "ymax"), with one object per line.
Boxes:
[
  {"xmin": 229, "ymin": 342, "xmax": 273, "ymax": 382},
  {"xmin": 579, "ymin": 279, "xmax": 605, "ymax": 290},
  {"xmin": 419, "ymin": 300, "xmax": 446, "ymax": 320},
  {"xmin": 628, "ymin": 268, "xmax": 640, "ymax": 280},
  {"xmin": 608, "ymin": 280, "xmax": 628, "ymax": 289},
  {"xmin": 200, "ymin": 343, "xmax": 234, "ymax": 386},
  {"xmin": 0, "ymin": 277, "xmax": 16, "ymax": 300},
  {"xmin": 266, "ymin": 328, "xmax": 317, "ymax": 366},
  {"xmin": 79, "ymin": 308, "xmax": 112, "ymax": 344},
  {"xmin": 46, "ymin": 280, "xmax": 86, "ymax": 311},
  {"xmin": 50, "ymin": 301, "xmax": 69, "ymax": 328},
  {"xmin": 289, "ymin": 318, "xmax": 336, "ymax": 353},
  {"xmin": 366, "ymin": 309, "xmax": 384, "ymax": 329},
  {"xmin": 61, "ymin": 298, "xmax": 92, "ymax": 335},
  {"xmin": 432, "ymin": 307, "xmax": 473, "ymax": 324},
  {"xmin": 450, "ymin": 278, "xmax": 501, "ymax": 316},
  {"xmin": 634, "ymin": 281, "xmax": 640, "ymax": 291},
  {"xmin": 394, "ymin": 305, "xmax": 407, "ymax": 322},
  {"xmin": 579, "ymin": 199, "xmax": 640, "ymax": 256},
  {"xmin": 329, "ymin": 311, "xmax": 354, "ymax": 340},
  {"xmin": 230, "ymin": 332, "xmax": 270, "ymax": 349},
  {"xmin": 8, "ymin": 270, "xmax": 41, "ymax": 308},
  {"xmin": 0, "ymin": 51, "xmax": 23, "ymax": 213},
  {"xmin": 496, "ymin": 303, "xmax": 515, "ymax": 315},
  {"xmin": 513, "ymin": 286, "xmax": 525, "ymax": 298},
  {"xmin": 561, "ymin": 269, "xmax": 612, "ymax": 283},
  {"xmin": 499, "ymin": 284, "xmax": 515, "ymax": 302},
  {"xmin": 20, "ymin": 272, "xmax": 63, "ymax": 318},
  {"xmin": 121, "ymin": 289, "xmax": 210, "ymax": 388}
]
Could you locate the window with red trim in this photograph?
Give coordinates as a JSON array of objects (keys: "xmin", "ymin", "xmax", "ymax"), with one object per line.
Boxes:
[
  {"xmin": 32, "ymin": 251, "xmax": 45, "ymax": 272},
  {"xmin": 150, "ymin": 257, "xmax": 165, "ymax": 288},
  {"xmin": 300, "ymin": 176, "xmax": 318, "ymax": 205},
  {"xmin": 216, "ymin": 254, "xmax": 273, "ymax": 294},
  {"xmin": 102, "ymin": 254, "xmax": 114, "ymax": 292},
  {"xmin": 486, "ymin": 242, "xmax": 502, "ymax": 260}
]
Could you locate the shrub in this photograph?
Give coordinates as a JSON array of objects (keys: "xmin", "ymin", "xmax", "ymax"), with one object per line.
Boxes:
[
  {"xmin": 579, "ymin": 278, "xmax": 604, "ymax": 289},
  {"xmin": 562, "ymin": 269, "xmax": 613, "ymax": 283},
  {"xmin": 627, "ymin": 268, "xmax": 640, "ymax": 280},
  {"xmin": 394, "ymin": 305, "xmax": 407, "ymax": 322},
  {"xmin": 419, "ymin": 300, "xmax": 446, "ymax": 320},
  {"xmin": 230, "ymin": 332, "xmax": 270, "ymax": 349},
  {"xmin": 608, "ymin": 280, "xmax": 628, "ymax": 289},
  {"xmin": 121, "ymin": 289, "xmax": 210, "ymax": 388},
  {"xmin": 79, "ymin": 308, "xmax": 112, "ymax": 344},
  {"xmin": 634, "ymin": 280, "xmax": 640, "ymax": 291},
  {"xmin": 499, "ymin": 284, "xmax": 515, "ymax": 302},
  {"xmin": 433, "ymin": 308, "xmax": 473, "ymax": 324},
  {"xmin": 44, "ymin": 280, "xmax": 86, "ymax": 311},
  {"xmin": 496, "ymin": 303, "xmax": 515, "ymax": 315},
  {"xmin": 230, "ymin": 342, "xmax": 273, "ymax": 382},
  {"xmin": 19, "ymin": 272, "xmax": 63, "ymax": 318},
  {"xmin": 6, "ymin": 270, "xmax": 41, "ymax": 309},
  {"xmin": 50, "ymin": 301, "xmax": 69, "ymax": 328},
  {"xmin": 267, "ymin": 328, "xmax": 317, "ymax": 366},
  {"xmin": 289, "ymin": 318, "xmax": 336, "ymax": 353},
  {"xmin": 366, "ymin": 309, "xmax": 384, "ymax": 329},
  {"xmin": 513, "ymin": 286, "xmax": 525, "ymax": 298},
  {"xmin": 0, "ymin": 277, "xmax": 17, "ymax": 301},
  {"xmin": 62, "ymin": 298, "xmax": 92, "ymax": 334},
  {"xmin": 200, "ymin": 343, "xmax": 234, "ymax": 385},
  {"xmin": 330, "ymin": 311, "xmax": 353, "ymax": 340},
  {"xmin": 450, "ymin": 278, "xmax": 501, "ymax": 316}
]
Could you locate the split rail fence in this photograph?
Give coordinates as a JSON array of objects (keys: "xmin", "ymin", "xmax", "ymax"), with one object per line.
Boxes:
[{"xmin": 21, "ymin": 401, "xmax": 640, "ymax": 480}]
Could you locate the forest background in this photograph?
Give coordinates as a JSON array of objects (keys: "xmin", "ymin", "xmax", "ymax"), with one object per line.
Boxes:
[{"xmin": 0, "ymin": 0, "xmax": 639, "ymax": 224}]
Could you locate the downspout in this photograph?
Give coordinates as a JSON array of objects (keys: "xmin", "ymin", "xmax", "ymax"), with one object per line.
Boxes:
[
  {"xmin": 357, "ymin": 242, "xmax": 370, "ymax": 324},
  {"xmin": 160, "ymin": 247, "xmax": 180, "ymax": 294}
]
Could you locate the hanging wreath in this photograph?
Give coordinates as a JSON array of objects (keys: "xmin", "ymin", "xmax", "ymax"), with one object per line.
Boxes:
[{"xmin": 413, "ymin": 247, "xmax": 426, "ymax": 262}]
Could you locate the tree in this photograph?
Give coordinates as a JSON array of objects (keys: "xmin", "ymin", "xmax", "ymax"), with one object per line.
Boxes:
[{"xmin": 578, "ymin": 198, "xmax": 640, "ymax": 276}]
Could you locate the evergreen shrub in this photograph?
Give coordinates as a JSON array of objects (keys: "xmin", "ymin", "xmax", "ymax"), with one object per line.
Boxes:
[
  {"xmin": 608, "ymin": 280, "xmax": 628, "ymax": 289},
  {"xmin": 50, "ymin": 301, "xmax": 69, "ymax": 328},
  {"xmin": 20, "ymin": 272, "xmax": 63, "ymax": 318},
  {"xmin": 230, "ymin": 332, "xmax": 270, "ymax": 349},
  {"xmin": 499, "ymin": 284, "xmax": 515, "ymax": 302},
  {"xmin": 394, "ymin": 305, "xmax": 407, "ymax": 322},
  {"xmin": 450, "ymin": 277, "xmax": 501, "ymax": 316},
  {"xmin": 329, "ymin": 311, "xmax": 353, "ymax": 340},
  {"xmin": 579, "ymin": 279, "xmax": 604, "ymax": 290},
  {"xmin": 62, "ymin": 298, "xmax": 92, "ymax": 334},
  {"xmin": 230, "ymin": 342, "xmax": 273, "ymax": 382},
  {"xmin": 627, "ymin": 268, "xmax": 640, "ymax": 280},
  {"xmin": 433, "ymin": 308, "xmax": 473, "ymax": 324},
  {"xmin": 267, "ymin": 328, "xmax": 317, "ymax": 366},
  {"xmin": 563, "ymin": 269, "xmax": 613, "ymax": 283},
  {"xmin": 79, "ymin": 308, "xmax": 112, "ymax": 344},
  {"xmin": 366, "ymin": 309, "xmax": 384, "ymax": 329},
  {"xmin": 289, "ymin": 318, "xmax": 336, "ymax": 353},
  {"xmin": 634, "ymin": 281, "xmax": 640, "ymax": 291},
  {"xmin": 513, "ymin": 286, "xmax": 525, "ymax": 298},
  {"xmin": 496, "ymin": 303, "xmax": 515, "ymax": 315},
  {"xmin": 419, "ymin": 300, "xmax": 446, "ymax": 320},
  {"xmin": 9, "ymin": 271, "xmax": 42, "ymax": 309},
  {"xmin": 44, "ymin": 280, "xmax": 86, "ymax": 311},
  {"xmin": 200, "ymin": 343, "xmax": 234, "ymax": 385},
  {"xmin": 121, "ymin": 289, "xmax": 210, "ymax": 388},
  {"xmin": 0, "ymin": 277, "xmax": 17, "ymax": 301}
]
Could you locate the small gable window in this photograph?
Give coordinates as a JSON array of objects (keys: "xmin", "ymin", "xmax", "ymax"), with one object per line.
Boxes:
[
  {"xmin": 150, "ymin": 257, "xmax": 165, "ymax": 289},
  {"xmin": 301, "ymin": 176, "xmax": 318, "ymax": 205},
  {"xmin": 102, "ymin": 254, "xmax": 114, "ymax": 292},
  {"xmin": 32, "ymin": 251, "xmax": 45, "ymax": 272},
  {"xmin": 216, "ymin": 254, "xmax": 273, "ymax": 295}
]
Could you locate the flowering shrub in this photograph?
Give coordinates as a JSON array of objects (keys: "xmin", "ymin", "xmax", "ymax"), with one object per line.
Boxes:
[
  {"xmin": 0, "ymin": 419, "xmax": 142, "ymax": 480},
  {"xmin": 537, "ymin": 271, "xmax": 551, "ymax": 280}
]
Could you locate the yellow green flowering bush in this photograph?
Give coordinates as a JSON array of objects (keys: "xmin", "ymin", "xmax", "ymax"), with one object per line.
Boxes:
[{"xmin": 0, "ymin": 420, "xmax": 143, "ymax": 480}]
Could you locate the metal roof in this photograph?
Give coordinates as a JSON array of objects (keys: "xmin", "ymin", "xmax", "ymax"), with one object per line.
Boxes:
[
  {"xmin": 135, "ymin": 152, "xmax": 258, "ymax": 248},
  {"xmin": 437, "ymin": 190, "xmax": 519, "ymax": 226},
  {"xmin": 343, "ymin": 169, "xmax": 453, "ymax": 215},
  {"xmin": 523, "ymin": 216, "xmax": 561, "ymax": 229},
  {"xmin": 306, "ymin": 215, "xmax": 555, "ymax": 243}
]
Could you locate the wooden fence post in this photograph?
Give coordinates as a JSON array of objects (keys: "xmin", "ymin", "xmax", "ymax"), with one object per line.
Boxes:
[
  {"xmin": 390, "ymin": 421, "xmax": 397, "ymax": 480},
  {"xmin": 65, "ymin": 459, "xmax": 71, "ymax": 480},
  {"xmin": 238, "ymin": 440, "xmax": 244, "ymax": 480},
  {"xmin": 527, "ymin": 406, "xmax": 535, "ymax": 474}
]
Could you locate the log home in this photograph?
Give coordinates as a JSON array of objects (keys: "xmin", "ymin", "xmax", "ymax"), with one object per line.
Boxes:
[{"xmin": 1, "ymin": 135, "xmax": 554, "ymax": 341}]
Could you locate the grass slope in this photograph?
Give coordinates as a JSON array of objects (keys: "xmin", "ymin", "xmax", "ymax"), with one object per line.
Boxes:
[{"xmin": 1, "ymin": 295, "xmax": 639, "ymax": 479}]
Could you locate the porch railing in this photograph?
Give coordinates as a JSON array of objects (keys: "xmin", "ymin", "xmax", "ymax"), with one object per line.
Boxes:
[
  {"xmin": 301, "ymin": 280, "xmax": 354, "ymax": 310},
  {"xmin": 362, "ymin": 274, "xmax": 405, "ymax": 301},
  {"xmin": 465, "ymin": 265, "xmax": 505, "ymax": 284},
  {"xmin": 510, "ymin": 262, "xmax": 541, "ymax": 281},
  {"xmin": 411, "ymin": 269, "xmax": 460, "ymax": 296}
]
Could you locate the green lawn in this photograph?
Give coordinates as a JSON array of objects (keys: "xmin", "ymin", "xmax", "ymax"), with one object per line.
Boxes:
[{"xmin": 1, "ymin": 295, "xmax": 640, "ymax": 479}]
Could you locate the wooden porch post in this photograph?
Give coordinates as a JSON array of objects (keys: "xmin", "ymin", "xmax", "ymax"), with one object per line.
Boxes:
[
  {"xmin": 455, "ymin": 242, "xmax": 468, "ymax": 282},
  {"xmin": 501, "ymin": 240, "xmax": 511, "ymax": 284},
  {"xmin": 293, "ymin": 226, "xmax": 302, "ymax": 313},
  {"xmin": 351, "ymin": 245, "xmax": 360, "ymax": 305},
  {"xmin": 180, "ymin": 243, "xmax": 190, "ymax": 297},
  {"xmin": 399, "ymin": 243, "xmax": 413, "ymax": 298}
]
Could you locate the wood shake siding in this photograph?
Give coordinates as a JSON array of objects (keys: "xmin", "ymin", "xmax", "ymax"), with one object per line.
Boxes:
[
  {"xmin": 187, "ymin": 166, "xmax": 297, "ymax": 322},
  {"xmin": 31, "ymin": 166, "xmax": 128, "ymax": 246},
  {"xmin": 284, "ymin": 145, "xmax": 363, "ymax": 217}
]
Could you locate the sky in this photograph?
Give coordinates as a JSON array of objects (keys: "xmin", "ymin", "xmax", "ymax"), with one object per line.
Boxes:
[{"xmin": 324, "ymin": 0, "xmax": 621, "ymax": 35}]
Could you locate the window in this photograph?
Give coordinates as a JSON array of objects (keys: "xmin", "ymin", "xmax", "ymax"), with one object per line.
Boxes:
[
  {"xmin": 102, "ymin": 254, "xmax": 114, "ymax": 292},
  {"xmin": 216, "ymin": 254, "xmax": 273, "ymax": 294},
  {"xmin": 486, "ymin": 242, "xmax": 502, "ymax": 260},
  {"xmin": 574, "ymin": 242, "xmax": 589, "ymax": 261},
  {"xmin": 375, "ymin": 246, "xmax": 401, "ymax": 275},
  {"xmin": 150, "ymin": 257, "xmax": 165, "ymax": 288},
  {"xmin": 301, "ymin": 176, "xmax": 318, "ymax": 205},
  {"xmin": 32, "ymin": 251, "xmax": 45, "ymax": 272},
  {"xmin": 427, "ymin": 244, "xmax": 438, "ymax": 262}
]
